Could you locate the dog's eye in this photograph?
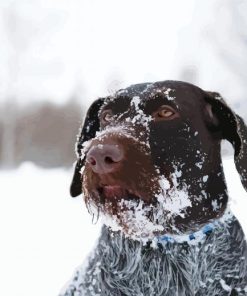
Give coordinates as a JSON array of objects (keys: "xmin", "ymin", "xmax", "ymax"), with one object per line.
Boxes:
[
  {"xmin": 101, "ymin": 110, "xmax": 114, "ymax": 123},
  {"xmin": 158, "ymin": 109, "xmax": 174, "ymax": 118},
  {"xmin": 153, "ymin": 105, "xmax": 178, "ymax": 121}
]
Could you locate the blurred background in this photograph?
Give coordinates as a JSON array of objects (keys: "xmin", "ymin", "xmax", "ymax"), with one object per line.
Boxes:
[
  {"xmin": 1, "ymin": 0, "xmax": 247, "ymax": 295},
  {"xmin": 0, "ymin": 0, "xmax": 247, "ymax": 169}
]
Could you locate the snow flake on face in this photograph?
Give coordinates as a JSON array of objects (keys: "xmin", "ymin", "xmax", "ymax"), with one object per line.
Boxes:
[
  {"xmin": 158, "ymin": 177, "xmax": 170, "ymax": 191},
  {"xmin": 130, "ymin": 96, "xmax": 152, "ymax": 127},
  {"xmin": 203, "ymin": 175, "xmax": 209, "ymax": 182},
  {"xmin": 95, "ymin": 125, "xmax": 149, "ymax": 149},
  {"xmin": 195, "ymin": 153, "xmax": 205, "ymax": 169},
  {"xmin": 163, "ymin": 88, "xmax": 176, "ymax": 101},
  {"xmin": 116, "ymin": 88, "xmax": 128, "ymax": 95},
  {"xmin": 195, "ymin": 161, "xmax": 203, "ymax": 169},
  {"xmin": 156, "ymin": 187, "xmax": 192, "ymax": 218},
  {"xmin": 102, "ymin": 95, "xmax": 116, "ymax": 107},
  {"xmin": 200, "ymin": 190, "xmax": 208, "ymax": 199},
  {"xmin": 79, "ymin": 139, "xmax": 92, "ymax": 160},
  {"xmin": 212, "ymin": 199, "xmax": 221, "ymax": 211},
  {"xmin": 97, "ymin": 144, "xmax": 104, "ymax": 150},
  {"xmin": 101, "ymin": 199, "xmax": 165, "ymax": 242},
  {"xmin": 140, "ymin": 83, "xmax": 154, "ymax": 94},
  {"xmin": 149, "ymin": 87, "xmax": 177, "ymax": 107},
  {"xmin": 101, "ymin": 213, "xmax": 123, "ymax": 233},
  {"xmin": 123, "ymin": 200, "xmax": 164, "ymax": 237},
  {"xmin": 80, "ymin": 165, "xmax": 85, "ymax": 175},
  {"xmin": 95, "ymin": 126, "xmax": 135, "ymax": 141},
  {"xmin": 215, "ymin": 94, "xmax": 224, "ymax": 101},
  {"xmin": 131, "ymin": 96, "xmax": 141, "ymax": 109},
  {"xmin": 155, "ymin": 166, "xmax": 192, "ymax": 219},
  {"xmin": 173, "ymin": 166, "xmax": 182, "ymax": 181}
]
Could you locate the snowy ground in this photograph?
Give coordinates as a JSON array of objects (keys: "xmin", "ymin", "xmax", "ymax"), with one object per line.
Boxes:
[{"xmin": 0, "ymin": 157, "xmax": 247, "ymax": 296}]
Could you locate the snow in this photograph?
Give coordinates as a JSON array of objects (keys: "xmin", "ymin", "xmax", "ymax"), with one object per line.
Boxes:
[
  {"xmin": 220, "ymin": 279, "xmax": 232, "ymax": 292},
  {"xmin": 0, "ymin": 162, "xmax": 101, "ymax": 296},
  {"xmin": 130, "ymin": 96, "xmax": 141, "ymax": 110},
  {"xmin": 0, "ymin": 157, "xmax": 246, "ymax": 296},
  {"xmin": 129, "ymin": 97, "xmax": 152, "ymax": 127},
  {"xmin": 163, "ymin": 88, "xmax": 175, "ymax": 101},
  {"xmin": 101, "ymin": 199, "xmax": 165, "ymax": 243},
  {"xmin": 156, "ymin": 173, "xmax": 192, "ymax": 219}
]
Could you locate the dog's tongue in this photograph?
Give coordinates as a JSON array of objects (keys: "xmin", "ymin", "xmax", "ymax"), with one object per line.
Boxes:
[{"xmin": 103, "ymin": 185, "xmax": 126, "ymax": 200}]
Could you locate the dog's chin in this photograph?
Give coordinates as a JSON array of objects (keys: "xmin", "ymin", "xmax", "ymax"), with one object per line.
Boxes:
[
  {"xmin": 84, "ymin": 185, "xmax": 206, "ymax": 240},
  {"xmin": 97, "ymin": 185, "xmax": 144, "ymax": 203},
  {"xmin": 84, "ymin": 189, "xmax": 170, "ymax": 241},
  {"xmin": 99, "ymin": 202, "xmax": 165, "ymax": 241}
]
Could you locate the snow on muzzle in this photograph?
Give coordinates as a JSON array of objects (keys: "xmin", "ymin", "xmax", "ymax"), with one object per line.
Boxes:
[
  {"xmin": 81, "ymin": 127, "xmax": 160, "ymax": 207},
  {"xmin": 80, "ymin": 127, "xmax": 193, "ymax": 239}
]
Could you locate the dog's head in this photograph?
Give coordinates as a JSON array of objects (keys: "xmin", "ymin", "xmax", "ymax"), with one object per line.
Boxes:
[{"xmin": 70, "ymin": 81, "xmax": 247, "ymax": 239}]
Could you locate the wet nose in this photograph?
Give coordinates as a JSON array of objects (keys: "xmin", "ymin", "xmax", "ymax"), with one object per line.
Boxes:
[{"xmin": 86, "ymin": 144, "xmax": 124, "ymax": 174}]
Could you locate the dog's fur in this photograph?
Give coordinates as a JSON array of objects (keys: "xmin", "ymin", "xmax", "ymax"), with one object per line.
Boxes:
[{"xmin": 60, "ymin": 81, "xmax": 247, "ymax": 295}]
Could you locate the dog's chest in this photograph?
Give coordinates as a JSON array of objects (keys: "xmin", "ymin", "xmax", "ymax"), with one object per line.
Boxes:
[{"xmin": 61, "ymin": 220, "xmax": 247, "ymax": 296}]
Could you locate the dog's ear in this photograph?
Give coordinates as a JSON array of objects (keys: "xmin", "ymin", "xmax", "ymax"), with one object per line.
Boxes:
[
  {"xmin": 70, "ymin": 98, "xmax": 105, "ymax": 197},
  {"xmin": 204, "ymin": 91, "xmax": 247, "ymax": 191}
]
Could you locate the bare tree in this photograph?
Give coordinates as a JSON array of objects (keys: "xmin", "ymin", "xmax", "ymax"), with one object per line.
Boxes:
[
  {"xmin": 0, "ymin": 2, "xmax": 46, "ymax": 167},
  {"xmin": 1, "ymin": 2, "xmax": 33, "ymax": 167}
]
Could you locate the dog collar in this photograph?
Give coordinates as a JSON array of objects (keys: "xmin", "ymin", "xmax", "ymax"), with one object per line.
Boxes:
[
  {"xmin": 155, "ymin": 209, "xmax": 234, "ymax": 245},
  {"xmin": 157, "ymin": 223, "xmax": 214, "ymax": 245}
]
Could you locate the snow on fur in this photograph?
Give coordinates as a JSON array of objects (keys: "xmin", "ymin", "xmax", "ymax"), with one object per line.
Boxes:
[{"xmin": 60, "ymin": 212, "xmax": 247, "ymax": 296}]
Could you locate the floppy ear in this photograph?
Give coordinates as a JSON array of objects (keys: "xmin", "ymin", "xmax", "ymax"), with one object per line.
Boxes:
[
  {"xmin": 204, "ymin": 91, "xmax": 247, "ymax": 192},
  {"xmin": 70, "ymin": 98, "xmax": 105, "ymax": 197},
  {"xmin": 234, "ymin": 114, "xmax": 247, "ymax": 191}
]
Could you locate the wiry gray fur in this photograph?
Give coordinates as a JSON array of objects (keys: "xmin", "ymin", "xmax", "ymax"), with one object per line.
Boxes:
[{"xmin": 60, "ymin": 214, "xmax": 247, "ymax": 296}]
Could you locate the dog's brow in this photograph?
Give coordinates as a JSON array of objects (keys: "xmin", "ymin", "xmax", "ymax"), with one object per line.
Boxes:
[
  {"xmin": 101, "ymin": 96, "xmax": 132, "ymax": 115},
  {"xmin": 144, "ymin": 95, "xmax": 178, "ymax": 114}
]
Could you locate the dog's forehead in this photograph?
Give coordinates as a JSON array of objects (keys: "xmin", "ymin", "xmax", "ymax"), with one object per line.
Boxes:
[{"xmin": 103, "ymin": 81, "xmax": 205, "ymax": 112}]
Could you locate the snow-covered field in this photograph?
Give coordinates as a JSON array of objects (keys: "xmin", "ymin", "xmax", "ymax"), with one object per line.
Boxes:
[{"xmin": 0, "ymin": 157, "xmax": 247, "ymax": 296}]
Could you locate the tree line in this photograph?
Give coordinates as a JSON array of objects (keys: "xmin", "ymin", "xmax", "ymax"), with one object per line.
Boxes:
[
  {"xmin": 0, "ymin": 99, "xmax": 84, "ymax": 169},
  {"xmin": 0, "ymin": 97, "xmax": 246, "ymax": 169}
]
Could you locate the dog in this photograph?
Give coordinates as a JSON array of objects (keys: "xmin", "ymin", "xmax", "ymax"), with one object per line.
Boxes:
[{"xmin": 60, "ymin": 81, "xmax": 247, "ymax": 296}]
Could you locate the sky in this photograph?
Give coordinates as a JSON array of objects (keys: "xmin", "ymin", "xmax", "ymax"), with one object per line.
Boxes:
[
  {"xmin": 0, "ymin": 0, "xmax": 246, "ymax": 118},
  {"xmin": 0, "ymin": 0, "xmax": 196, "ymax": 104}
]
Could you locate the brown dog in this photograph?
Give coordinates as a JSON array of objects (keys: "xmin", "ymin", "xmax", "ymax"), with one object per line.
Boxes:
[{"xmin": 63, "ymin": 81, "xmax": 247, "ymax": 295}]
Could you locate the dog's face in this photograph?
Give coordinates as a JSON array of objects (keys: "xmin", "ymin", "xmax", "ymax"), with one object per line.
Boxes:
[{"xmin": 71, "ymin": 81, "xmax": 247, "ymax": 239}]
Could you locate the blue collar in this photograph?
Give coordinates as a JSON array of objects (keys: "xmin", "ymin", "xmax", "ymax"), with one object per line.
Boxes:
[{"xmin": 157, "ymin": 224, "xmax": 214, "ymax": 244}]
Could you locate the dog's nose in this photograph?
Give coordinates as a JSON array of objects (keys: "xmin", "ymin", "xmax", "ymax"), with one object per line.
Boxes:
[{"xmin": 86, "ymin": 144, "xmax": 124, "ymax": 174}]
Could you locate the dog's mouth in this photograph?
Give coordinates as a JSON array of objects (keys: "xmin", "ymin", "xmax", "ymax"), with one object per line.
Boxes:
[{"xmin": 97, "ymin": 185, "xmax": 145, "ymax": 203}]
